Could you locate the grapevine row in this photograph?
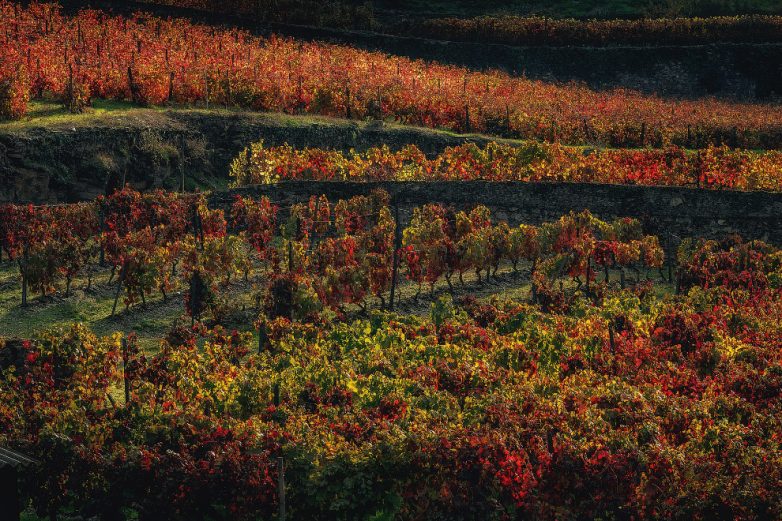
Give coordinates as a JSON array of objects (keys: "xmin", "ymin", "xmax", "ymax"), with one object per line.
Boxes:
[
  {"xmin": 231, "ymin": 140, "xmax": 782, "ymax": 191},
  {"xmin": 0, "ymin": 187, "xmax": 665, "ymax": 319},
  {"xmin": 138, "ymin": 1, "xmax": 782, "ymax": 46},
  {"xmin": 1, "ymin": 235, "xmax": 780, "ymax": 519},
  {"xmin": 2, "ymin": 2, "xmax": 782, "ymax": 148},
  {"xmin": 409, "ymin": 14, "xmax": 782, "ymax": 47}
]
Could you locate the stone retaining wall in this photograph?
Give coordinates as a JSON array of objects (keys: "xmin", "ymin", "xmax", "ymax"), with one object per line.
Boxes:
[{"xmin": 214, "ymin": 181, "xmax": 782, "ymax": 244}]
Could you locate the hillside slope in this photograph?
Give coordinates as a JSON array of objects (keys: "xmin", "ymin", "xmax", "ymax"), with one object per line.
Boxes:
[{"xmin": 0, "ymin": 102, "xmax": 526, "ymax": 203}]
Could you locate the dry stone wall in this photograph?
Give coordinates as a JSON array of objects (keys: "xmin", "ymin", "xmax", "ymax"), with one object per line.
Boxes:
[{"xmin": 217, "ymin": 181, "xmax": 782, "ymax": 244}]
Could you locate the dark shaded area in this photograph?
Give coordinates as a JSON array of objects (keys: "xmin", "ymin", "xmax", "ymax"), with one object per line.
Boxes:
[
  {"xmin": 219, "ymin": 180, "xmax": 782, "ymax": 245},
  {"xmin": 277, "ymin": 24, "xmax": 782, "ymax": 100},
  {"xmin": 372, "ymin": 0, "xmax": 782, "ymax": 19},
  {"xmin": 0, "ymin": 110, "xmax": 517, "ymax": 203}
]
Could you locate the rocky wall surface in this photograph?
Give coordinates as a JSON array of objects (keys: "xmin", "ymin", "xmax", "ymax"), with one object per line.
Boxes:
[
  {"xmin": 217, "ymin": 181, "xmax": 782, "ymax": 244},
  {"xmin": 0, "ymin": 111, "xmax": 506, "ymax": 203}
]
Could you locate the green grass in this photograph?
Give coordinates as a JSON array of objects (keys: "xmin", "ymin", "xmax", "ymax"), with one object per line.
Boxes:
[
  {"xmin": 0, "ymin": 256, "xmax": 675, "ymax": 355},
  {"xmin": 2, "ymin": 98, "xmax": 340, "ymax": 131},
  {"xmin": 0, "ymin": 93, "xmax": 514, "ymax": 137},
  {"xmin": 0, "ymin": 262, "xmax": 188, "ymax": 351},
  {"xmin": 1, "ymin": 99, "xmax": 143, "ymax": 129},
  {"xmin": 1, "ymin": 98, "xmax": 671, "ymax": 158}
]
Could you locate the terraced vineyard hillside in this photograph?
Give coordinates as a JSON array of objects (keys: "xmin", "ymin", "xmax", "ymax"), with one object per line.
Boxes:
[{"xmin": 1, "ymin": 2, "xmax": 781, "ymax": 520}]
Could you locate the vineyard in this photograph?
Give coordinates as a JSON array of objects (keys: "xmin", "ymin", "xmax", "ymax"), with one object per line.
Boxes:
[
  {"xmin": 231, "ymin": 140, "xmax": 782, "ymax": 191},
  {"xmin": 2, "ymin": 186, "xmax": 782, "ymax": 520},
  {"xmin": 139, "ymin": 0, "xmax": 782, "ymax": 40},
  {"xmin": 0, "ymin": 187, "xmax": 668, "ymax": 315},
  {"xmin": 407, "ymin": 14, "xmax": 782, "ymax": 46},
  {"xmin": 139, "ymin": 0, "xmax": 377, "ymax": 30},
  {"xmin": 2, "ymin": 2, "xmax": 782, "ymax": 148},
  {"xmin": 1, "ymin": 206, "xmax": 781, "ymax": 518},
  {"xmin": 2, "ymin": 1, "xmax": 782, "ymax": 520}
]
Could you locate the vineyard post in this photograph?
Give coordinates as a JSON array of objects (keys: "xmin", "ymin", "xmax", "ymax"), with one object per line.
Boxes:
[
  {"xmin": 189, "ymin": 271, "xmax": 198, "ymax": 327},
  {"xmin": 640, "ymin": 123, "xmax": 646, "ymax": 147},
  {"xmin": 345, "ymin": 86, "xmax": 351, "ymax": 119},
  {"xmin": 608, "ymin": 323, "xmax": 616, "ymax": 374},
  {"xmin": 585, "ymin": 256, "xmax": 591, "ymax": 297},
  {"xmin": 675, "ymin": 256, "xmax": 681, "ymax": 294},
  {"xmin": 36, "ymin": 58, "xmax": 42, "ymax": 98},
  {"xmin": 225, "ymin": 71, "xmax": 232, "ymax": 108},
  {"xmin": 310, "ymin": 198, "xmax": 321, "ymax": 252},
  {"xmin": 389, "ymin": 203, "xmax": 401, "ymax": 311},
  {"xmin": 168, "ymin": 71, "xmax": 174, "ymax": 103},
  {"xmin": 204, "ymin": 74, "xmax": 209, "ymax": 109},
  {"xmin": 111, "ymin": 262, "xmax": 126, "ymax": 316},
  {"xmin": 278, "ymin": 457, "xmax": 286, "ymax": 521},
  {"xmin": 297, "ymin": 76, "xmax": 303, "ymax": 113},
  {"xmin": 199, "ymin": 209, "xmax": 205, "ymax": 248},
  {"xmin": 20, "ymin": 249, "xmax": 28, "ymax": 307},
  {"xmin": 288, "ymin": 216, "xmax": 299, "ymax": 273},
  {"xmin": 98, "ymin": 204, "xmax": 105, "ymax": 266},
  {"xmin": 545, "ymin": 429, "xmax": 555, "ymax": 454},
  {"xmin": 67, "ymin": 63, "xmax": 74, "ymax": 111},
  {"xmin": 127, "ymin": 66, "xmax": 135, "ymax": 104},
  {"xmin": 180, "ymin": 134, "xmax": 186, "ymax": 193},
  {"xmin": 258, "ymin": 322, "xmax": 267, "ymax": 355},
  {"xmin": 122, "ymin": 337, "xmax": 130, "ymax": 404},
  {"xmin": 530, "ymin": 259, "xmax": 538, "ymax": 304},
  {"xmin": 245, "ymin": 147, "xmax": 252, "ymax": 185},
  {"xmin": 465, "ymin": 105, "xmax": 470, "ymax": 133}
]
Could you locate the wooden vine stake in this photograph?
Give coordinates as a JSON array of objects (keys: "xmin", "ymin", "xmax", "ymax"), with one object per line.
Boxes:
[
  {"xmin": 278, "ymin": 457, "xmax": 286, "ymax": 521},
  {"xmin": 204, "ymin": 73, "xmax": 209, "ymax": 109},
  {"xmin": 121, "ymin": 337, "xmax": 130, "ymax": 404},
  {"xmin": 258, "ymin": 322, "xmax": 267, "ymax": 355},
  {"xmin": 389, "ymin": 203, "xmax": 401, "ymax": 311},
  {"xmin": 111, "ymin": 262, "xmax": 126, "ymax": 316},
  {"xmin": 609, "ymin": 323, "xmax": 616, "ymax": 375}
]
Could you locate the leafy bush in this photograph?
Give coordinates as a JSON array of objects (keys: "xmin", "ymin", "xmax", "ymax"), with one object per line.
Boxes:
[{"xmin": 0, "ymin": 64, "xmax": 29, "ymax": 120}]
